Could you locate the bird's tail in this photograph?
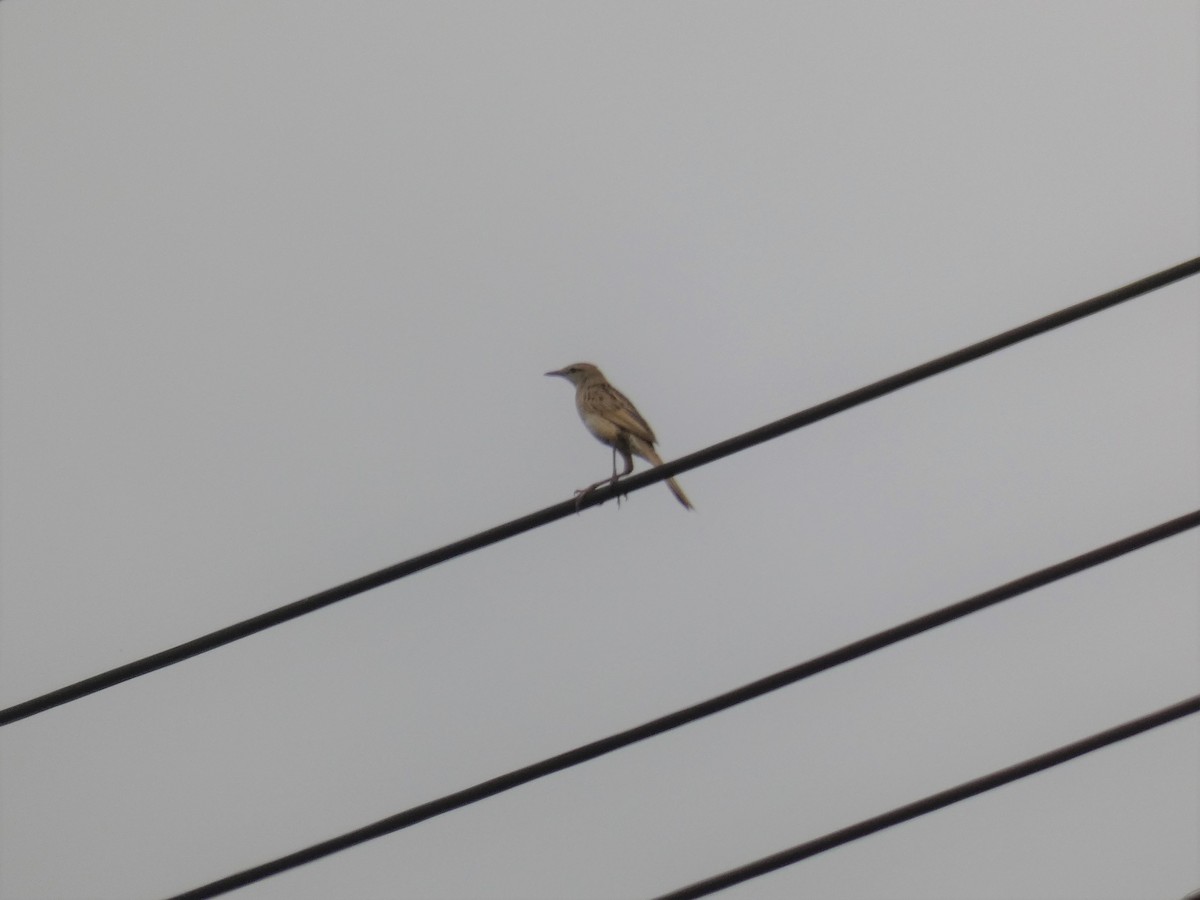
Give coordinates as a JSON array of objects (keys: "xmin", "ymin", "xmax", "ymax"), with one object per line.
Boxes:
[
  {"xmin": 637, "ymin": 442, "xmax": 694, "ymax": 510},
  {"xmin": 664, "ymin": 476, "xmax": 694, "ymax": 510}
]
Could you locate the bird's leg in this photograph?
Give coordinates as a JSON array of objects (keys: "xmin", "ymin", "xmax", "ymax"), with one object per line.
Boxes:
[
  {"xmin": 610, "ymin": 447, "xmax": 622, "ymax": 507},
  {"xmin": 573, "ymin": 446, "xmax": 631, "ymax": 511},
  {"xmin": 573, "ymin": 478, "xmax": 611, "ymax": 511},
  {"xmin": 619, "ymin": 450, "xmax": 634, "ymax": 477},
  {"xmin": 574, "ymin": 445, "xmax": 636, "ymax": 512},
  {"xmin": 611, "ymin": 447, "xmax": 635, "ymax": 506},
  {"xmin": 574, "ymin": 449, "xmax": 618, "ymax": 511}
]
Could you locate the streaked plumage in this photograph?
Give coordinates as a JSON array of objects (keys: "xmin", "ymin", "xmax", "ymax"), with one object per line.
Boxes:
[{"xmin": 545, "ymin": 363, "xmax": 693, "ymax": 510}]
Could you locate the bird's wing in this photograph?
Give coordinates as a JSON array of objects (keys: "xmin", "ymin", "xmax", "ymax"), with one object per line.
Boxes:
[{"xmin": 586, "ymin": 382, "xmax": 658, "ymax": 444}]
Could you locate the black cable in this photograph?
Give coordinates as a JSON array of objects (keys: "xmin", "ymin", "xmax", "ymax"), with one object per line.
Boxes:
[
  {"xmin": 653, "ymin": 692, "xmax": 1200, "ymax": 899},
  {"xmin": 2, "ymin": 256, "xmax": 1196, "ymax": 728},
  {"xmin": 162, "ymin": 510, "xmax": 1200, "ymax": 900}
]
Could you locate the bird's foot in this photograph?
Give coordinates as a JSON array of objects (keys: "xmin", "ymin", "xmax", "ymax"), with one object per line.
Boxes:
[
  {"xmin": 573, "ymin": 480, "xmax": 606, "ymax": 511},
  {"xmin": 609, "ymin": 474, "xmax": 628, "ymax": 508},
  {"xmin": 574, "ymin": 475, "xmax": 629, "ymax": 511}
]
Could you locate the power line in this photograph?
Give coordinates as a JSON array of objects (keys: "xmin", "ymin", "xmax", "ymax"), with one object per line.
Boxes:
[
  {"xmin": 161, "ymin": 510, "xmax": 1200, "ymax": 900},
  {"xmin": 2, "ymin": 255, "xmax": 1196, "ymax": 729},
  {"xmin": 653, "ymin": 692, "xmax": 1200, "ymax": 899}
]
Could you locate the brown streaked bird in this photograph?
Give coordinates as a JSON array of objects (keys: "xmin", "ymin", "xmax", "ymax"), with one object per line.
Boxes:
[{"xmin": 545, "ymin": 362, "xmax": 693, "ymax": 510}]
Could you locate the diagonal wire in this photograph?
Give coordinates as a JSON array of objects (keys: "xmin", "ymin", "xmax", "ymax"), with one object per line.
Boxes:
[
  {"xmin": 161, "ymin": 510, "xmax": 1200, "ymax": 900},
  {"xmin": 2, "ymin": 255, "xmax": 1197, "ymax": 729},
  {"xmin": 653, "ymin": 692, "xmax": 1200, "ymax": 899}
]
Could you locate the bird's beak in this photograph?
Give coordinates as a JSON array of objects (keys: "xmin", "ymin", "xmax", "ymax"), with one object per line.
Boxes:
[{"xmin": 545, "ymin": 369, "xmax": 564, "ymax": 378}]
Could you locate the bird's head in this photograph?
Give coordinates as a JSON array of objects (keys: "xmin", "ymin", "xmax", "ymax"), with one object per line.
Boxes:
[{"xmin": 544, "ymin": 363, "xmax": 602, "ymax": 386}]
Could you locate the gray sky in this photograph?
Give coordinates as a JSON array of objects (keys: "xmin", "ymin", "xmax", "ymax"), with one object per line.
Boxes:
[{"xmin": 2, "ymin": 3, "xmax": 1197, "ymax": 899}]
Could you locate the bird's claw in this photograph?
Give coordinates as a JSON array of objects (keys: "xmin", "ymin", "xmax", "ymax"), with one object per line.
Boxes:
[
  {"xmin": 574, "ymin": 482, "xmax": 604, "ymax": 511},
  {"xmin": 610, "ymin": 475, "xmax": 627, "ymax": 508},
  {"xmin": 573, "ymin": 476, "xmax": 629, "ymax": 512}
]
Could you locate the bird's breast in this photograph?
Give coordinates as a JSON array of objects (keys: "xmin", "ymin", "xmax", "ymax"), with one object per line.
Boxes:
[{"xmin": 576, "ymin": 401, "xmax": 622, "ymax": 445}]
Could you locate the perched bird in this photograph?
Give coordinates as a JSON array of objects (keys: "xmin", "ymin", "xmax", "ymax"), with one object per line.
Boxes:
[{"xmin": 545, "ymin": 362, "xmax": 693, "ymax": 509}]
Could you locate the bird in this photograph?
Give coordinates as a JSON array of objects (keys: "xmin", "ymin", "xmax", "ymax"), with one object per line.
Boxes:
[{"xmin": 545, "ymin": 362, "xmax": 693, "ymax": 510}]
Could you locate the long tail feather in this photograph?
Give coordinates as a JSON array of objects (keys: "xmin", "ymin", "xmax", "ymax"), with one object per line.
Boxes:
[
  {"xmin": 665, "ymin": 476, "xmax": 694, "ymax": 510},
  {"xmin": 635, "ymin": 440, "xmax": 694, "ymax": 510}
]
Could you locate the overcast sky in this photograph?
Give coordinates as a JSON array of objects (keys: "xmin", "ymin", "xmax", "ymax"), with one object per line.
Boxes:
[{"xmin": 2, "ymin": 3, "xmax": 1198, "ymax": 899}]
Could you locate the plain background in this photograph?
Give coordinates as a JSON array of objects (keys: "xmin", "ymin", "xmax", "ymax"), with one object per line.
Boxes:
[{"xmin": 2, "ymin": 3, "xmax": 1198, "ymax": 899}]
